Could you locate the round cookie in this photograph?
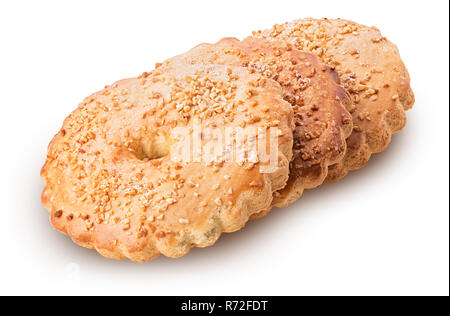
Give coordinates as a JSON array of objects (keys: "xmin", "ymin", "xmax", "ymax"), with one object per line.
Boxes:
[
  {"xmin": 252, "ymin": 18, "xmax": 414, "ymax": 181},
  {"xmin": 161, "ymin": 37, "xmax": 353, "ymax": 207},
  {"xmin": 41, "ymin": 63, "xmax": 294, "ymax": 262}
]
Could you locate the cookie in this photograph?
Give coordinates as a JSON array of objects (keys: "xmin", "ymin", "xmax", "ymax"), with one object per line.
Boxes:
[
  {"xmin": 41, "ymin": 63, "xmax": 294, "ymax": 262},
  {"xmin": 252, "ymin": 18, "xmax": 414, "ymax": 181},
  {"xmin": 161, "ymin": 37, "xmax": 353, "ymax": 207}
]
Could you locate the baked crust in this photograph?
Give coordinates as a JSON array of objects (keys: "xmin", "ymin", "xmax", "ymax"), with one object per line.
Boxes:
[
  {"xmin": 252, "ymin": 18, "xmax": 414, "ymax": 181},
  {"xmin": 41, "ymin": 64, "xmax": 294, "ymax": 262},
  {"xmin": 162, "ymin": 37, "xmax": 353, "ymax": 207}
]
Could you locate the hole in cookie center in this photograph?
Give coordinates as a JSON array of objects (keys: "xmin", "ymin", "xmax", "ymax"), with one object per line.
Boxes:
[{"xmin": 135, "ymin": 132, "xmax": 171, "ymax": 161}]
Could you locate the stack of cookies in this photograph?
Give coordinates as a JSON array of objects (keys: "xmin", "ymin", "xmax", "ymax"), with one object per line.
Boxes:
[{"xmin": 41, "ymin": 18, "xmax": 414, "ymax": 262}]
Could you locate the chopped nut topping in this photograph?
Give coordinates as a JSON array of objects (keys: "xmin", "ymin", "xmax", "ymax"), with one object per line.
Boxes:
[{"xmin": 178, "ymin": 218, "xmax": 189, "ymax": 224}]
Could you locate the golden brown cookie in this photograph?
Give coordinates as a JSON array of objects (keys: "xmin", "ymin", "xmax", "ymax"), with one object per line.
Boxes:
[
  {"xmin": 41, "ymin": 63, "xmax": 294, "ymax": 262},
  {"xmin": 252, "ymin": 18, "xmax": 414, "ymax": 181},
  {"xmin": 161, "ymin": 37, "xmax": 353, "ymax": 207}
]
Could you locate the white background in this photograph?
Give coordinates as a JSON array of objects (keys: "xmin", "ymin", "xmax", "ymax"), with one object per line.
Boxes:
[{"xmin": 0, "ymin": 0, "xmax": 448, "ymax": 296}]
